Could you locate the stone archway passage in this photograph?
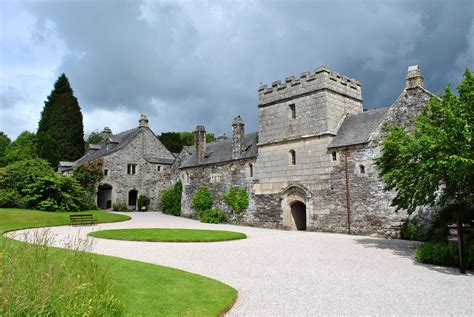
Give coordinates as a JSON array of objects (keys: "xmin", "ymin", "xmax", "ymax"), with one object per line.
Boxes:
[
  {"xmin": 291, "ymin": 201, "xmax": 306, "ymax": 230},
  {"xmin": 129, "ymin": 190, "xmax": 138, "ymax": 208},
  {"xmin": 97, "ymin": 184, "xmax": 112, "ymax": 209}
]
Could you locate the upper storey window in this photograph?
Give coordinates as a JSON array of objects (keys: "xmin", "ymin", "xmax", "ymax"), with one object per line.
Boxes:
[
  {"xmin": 289, "ymin": 150, "xmax": 296, "ymax": 165},
  {"xmin": 127, "ymin": 164, "xmax": 137, "ymax": 175},
  {"xmin": 289, "ymin": 104, "xmax": 296, "ymax": 119}
]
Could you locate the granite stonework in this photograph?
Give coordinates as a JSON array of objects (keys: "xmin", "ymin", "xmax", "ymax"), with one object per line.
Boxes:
[
  {"xmin": 61, "ymin": 65, "xmax": 437, "ymax": 238},
  {"xmin": 180, "ymin": 158, "xmax": 256, "ymax": 222},
  {"xmin": 176, "ymin": 65, "xmax": 435, "ymax": 237}
]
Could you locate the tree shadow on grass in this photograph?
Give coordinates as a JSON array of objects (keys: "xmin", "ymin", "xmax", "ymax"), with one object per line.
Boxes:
[{"xmin": 355, "ymin": 238, "xmax": 470, "ymax": 276}]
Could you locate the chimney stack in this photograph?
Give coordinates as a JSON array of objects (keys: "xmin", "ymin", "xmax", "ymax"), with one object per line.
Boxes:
[
  {"xmin": 101, "ymin": 127, "xmax": 112, "ymax": 139},
  {"xmin": 406, "ymin": 65, "xmax": 424, "ymax": 90},
  {"xmin": 195, "ymin": 125, "xmax": 206, "ymax": 165},
  {"xmin": 232, "ymin": 115, "xmax": 245, "ymax": 159},
  {"xmin": 139, "ymin": 114, "xmax": 149, "ymax": 127}
]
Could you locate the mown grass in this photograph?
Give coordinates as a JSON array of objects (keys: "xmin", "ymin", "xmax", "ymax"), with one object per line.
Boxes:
[
  {"xmin": 90, "ymin": 228, "xmax": 247, "ymax": 242},
  {"xmin": 0, "ymin": 208, "xmax": 238, "ymax": 316}
]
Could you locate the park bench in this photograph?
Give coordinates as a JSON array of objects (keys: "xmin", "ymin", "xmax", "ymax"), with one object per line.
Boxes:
[{"xmin": 70, "ymin": 214, "xmax": 97, "ymax": 226}]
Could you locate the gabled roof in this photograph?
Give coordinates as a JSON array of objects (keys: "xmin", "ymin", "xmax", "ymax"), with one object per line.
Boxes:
[
  {"xmin": 74, "ymin": 127, "xmax": 141, "ymax": 166},
  {"xmin": 180, "ymin": 132, "xmax": 258, "ymax": 168},
  {"xmin": 328, "ymin": 108, "xmax": 389, "ymax": 149}
]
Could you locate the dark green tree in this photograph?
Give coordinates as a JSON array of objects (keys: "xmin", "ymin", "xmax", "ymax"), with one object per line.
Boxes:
[
  {"xmin": 3, "ymin": 131, "xmax": 37, "ymax": 164},
  {"xmin": 37, "ymin": 74, "xmax": 85, "ymax": 167},
  {"xmin": 0, "ymin": 132, "xmax": 11, "ymax": 167},
  {"xmin": 375, "ymin": 69, "xmax": 474, "ymax": 214}
]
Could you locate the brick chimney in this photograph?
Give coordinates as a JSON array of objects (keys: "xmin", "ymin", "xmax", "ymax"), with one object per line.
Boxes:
[
  {"xmin": 406, "ymin": 65, "xmax": 424, "ymax": 89},
  {"xmin": 195, "ymin": 125, "xmax": 206, "ymax": 165},
  {"xmin": 232, "ymin": 115, "xmax": 245, "ymax": 159},
  {"xmin": 139, "ymin": 114, "xmax": 149, "ymax": 127}
]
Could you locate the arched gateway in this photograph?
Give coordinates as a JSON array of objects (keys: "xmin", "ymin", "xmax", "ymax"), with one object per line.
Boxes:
[
  {"xmin": 97, "ymin": 184, "xmax": 113, "ymax": 209},
  {"xmin": 280, "ymin": 185, "xmax": 310, "ymax": 231}
]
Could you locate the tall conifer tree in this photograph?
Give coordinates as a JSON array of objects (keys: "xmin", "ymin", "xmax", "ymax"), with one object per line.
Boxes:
[{"xmin": 37, "ymin": 74, "xmax": 85, "ymax": 167}]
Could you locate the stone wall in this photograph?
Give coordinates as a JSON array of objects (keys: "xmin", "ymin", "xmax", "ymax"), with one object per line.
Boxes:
[{"xmin": 181, "ymin": 158, "xmax": 256, "ymax": 220}]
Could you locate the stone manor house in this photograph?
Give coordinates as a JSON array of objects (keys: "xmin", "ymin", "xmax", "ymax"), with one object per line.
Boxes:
[{"xmin": 60, "ymin": 65, "xmax": 434, "ymax": 236}]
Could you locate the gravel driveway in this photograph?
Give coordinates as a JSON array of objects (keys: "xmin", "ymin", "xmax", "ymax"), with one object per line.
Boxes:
[{"xmin": 9, "ymin": 212, "xmax": 473, "ymax": 316}]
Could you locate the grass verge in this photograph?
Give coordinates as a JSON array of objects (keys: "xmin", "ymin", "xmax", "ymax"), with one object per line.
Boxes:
[
  {"xmin": 0, "ymin": 208, "xmax": 238, "ymax": 316},
  {"xmin": 89, "ymin": 228, "xmax": 247, "ymax": 242}
]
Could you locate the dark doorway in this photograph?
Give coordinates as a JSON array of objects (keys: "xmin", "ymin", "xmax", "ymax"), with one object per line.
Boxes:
[
  {"xmin": 128, "ymin": 190, "xmax": 138, "ymax": 208},
  {"xmin": 291, "ymin": 201, "xmax": 307, "ymax": 230},
  {"xmin": 97, "ymin": 184, "xmax": 112, "ymax": 210}
]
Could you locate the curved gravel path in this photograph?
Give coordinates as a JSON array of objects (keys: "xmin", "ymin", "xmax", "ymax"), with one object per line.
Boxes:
[{"xmin": 9, "ymin": 212, "xmax": 473, "ymax": 316}]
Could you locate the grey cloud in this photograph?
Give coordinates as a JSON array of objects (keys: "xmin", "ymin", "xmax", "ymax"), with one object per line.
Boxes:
[{"xmin": 19, "ymin": 0, "xmax": 474, "ymax": 136}]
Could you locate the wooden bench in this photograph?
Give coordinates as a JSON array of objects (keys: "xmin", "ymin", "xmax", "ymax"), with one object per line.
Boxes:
[{"xmin": 70, "ymin": 214, "xmax": 97, "ymax": 226}]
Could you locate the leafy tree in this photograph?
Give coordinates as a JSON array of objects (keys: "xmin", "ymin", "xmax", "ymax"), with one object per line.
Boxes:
[
  {"xmin": 3, "ymin": 131, "xmax": 37, "ymax": 164},
  {"xmin": 37, "ymin": 74, "xmax": 85, "ymax": 168},
  {"xmin": 0, "ymin": 132, "xmax": 11, "ymax": 167},
  {"xmin": 160, "ymin": 131, "xmax": 216, "ymax": 153},
  {"xmin": 84, "ymin": 130, "xmax": 104, "ymax": 152},
  {"xmin": 375, "ymin": 69, "xmax": 474, "ymax": 215},
  {"xmin": 159, "ymin": 132, "xmax": 182, "ymax": 153}
]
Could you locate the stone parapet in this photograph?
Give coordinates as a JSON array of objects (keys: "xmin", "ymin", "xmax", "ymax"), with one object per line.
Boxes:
[{"xmin": 258, "ymin": 66, "xmax": 362, "ymax": 107}]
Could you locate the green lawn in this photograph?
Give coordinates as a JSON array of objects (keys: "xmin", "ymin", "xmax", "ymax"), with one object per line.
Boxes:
[
  {"xmin": 0, "ymin": 208, "xmax": 237, "ymax": 316},
  {"xmin": 90, "ymin": 228, "xmax": 247, "ymax": 242}
]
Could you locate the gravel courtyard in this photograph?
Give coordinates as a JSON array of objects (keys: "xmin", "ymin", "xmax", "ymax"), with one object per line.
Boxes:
[{"xmin": 9, "ymin": 212, "xmax": 473, "ymax": 316}]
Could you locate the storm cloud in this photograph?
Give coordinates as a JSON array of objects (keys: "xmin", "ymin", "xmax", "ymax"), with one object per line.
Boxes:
[{"xmin": 1, "ymin": 0, "xmax": 473, "ymax": 139}]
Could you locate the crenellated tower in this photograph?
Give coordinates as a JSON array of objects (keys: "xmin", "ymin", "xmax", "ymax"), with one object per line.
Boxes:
[{"xmin": 257, "ymin": 66, "xmax": 363, "ymax": 145}]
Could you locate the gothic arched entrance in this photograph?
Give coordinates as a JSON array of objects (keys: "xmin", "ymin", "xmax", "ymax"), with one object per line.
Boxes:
[
  {"xmin": 280, "ymin": 185, "xmax": 310, "ymax": 231},
  {"xmin": 97, "ymin": 184, "xmax": 113, "ymax": 209}
]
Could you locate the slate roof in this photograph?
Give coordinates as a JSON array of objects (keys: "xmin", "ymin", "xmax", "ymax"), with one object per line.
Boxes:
[
  {"xmin": 328, "ymin": 108, "xmax": 389, "ymax": 148},
  {"xmin": 144, "ymin": 155, "xmax": 175, "ymax": 165},
  {"xmin": 180, "ymin": 132, "xmax": 258, "ymax": 168},
  {"xmin": 73, "ymin": 127, "xmax": 142, "ymax": 166}
]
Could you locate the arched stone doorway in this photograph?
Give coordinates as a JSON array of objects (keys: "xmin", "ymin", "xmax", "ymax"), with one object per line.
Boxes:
[
  {"xmin": 290, "ymin": 201, "xmax": 307, "ymax": 230},
  {"xmin": 280, "ymin": 184, "xmax": 311, "ymax": 231},
  {"xmin": 128, "ymin": 190, "xmax": 138, "ymax": 209},
  {"xmin": 97, "ymin": 184, "xmax": 113, "ymax": 209}
]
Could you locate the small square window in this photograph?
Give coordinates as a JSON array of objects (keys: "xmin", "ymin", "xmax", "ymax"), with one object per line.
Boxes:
[
  {"xmin": 127, "ymin": 164, "xmax": 137, "ymax": 175},
  {"xmin": 157, "ymin": 165, "xmax": 161, "ymax": 172},
  {"xmin": 332, "ymin": 152, "xmax": 337, "ymax": 161},
  {"xmin": 104, "ymin": 169, "xmax": 108, "ymax": 176}
]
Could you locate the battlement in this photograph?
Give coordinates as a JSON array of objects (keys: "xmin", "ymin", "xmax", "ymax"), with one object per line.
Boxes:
[{"xmin": 258, "ymin": 66, "xmax": 362, "ymax": 106}]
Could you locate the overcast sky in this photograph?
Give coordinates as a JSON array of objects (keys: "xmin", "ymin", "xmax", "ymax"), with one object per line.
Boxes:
[{"xmin": 1, "ymin": 0, "xmax": 473, "ymax": 139}]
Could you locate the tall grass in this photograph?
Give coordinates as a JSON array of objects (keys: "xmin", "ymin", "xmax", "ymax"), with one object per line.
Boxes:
[{"xmin": 0, "ymin": 230, "xmax": 122, "ymax": 316}]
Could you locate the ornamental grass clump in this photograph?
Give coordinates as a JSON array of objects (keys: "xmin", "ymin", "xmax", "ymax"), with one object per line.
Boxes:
[{"xmin": 0, "ymin": 231, "xmax": 122, "ymax": 316}]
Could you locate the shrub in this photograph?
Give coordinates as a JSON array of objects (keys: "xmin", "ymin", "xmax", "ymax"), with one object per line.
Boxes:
[
  {"xmin": 20, "ymin": 175, "xmax": 84, "ymax": 212},
  {"xmin": 137, "ymin": 194, "xmax": 150, "ymax": 211},
  {"xmin": 415, "ymin": 242, "xmax": 459, "ymax": 267},
  {"xmin": 192, "ymin": 187, "xmax": 213, "ymax": 215},
  {"xmin": 201, "ymin": 209, "xmax": 227, "ymax": 224},
  {"xmin": 73, "ymin": 158, "xmax": 104, "ymax": 207},
  {"xmin": 0, "ymin": 189, "xmax": 20, "ymax": 208},
  {"xmin": 224, "ymin": 187, "xmax": 249, "ymax": 223},
  {"xmin": 400, "ymin": 218, "xmax": 422, "ymax": 241},
  {"xmin": 161, "ymin": 181, "xmax": 182, "ymax": 216},
  {"xmin": 0, "ymin": 158, "xmax": 55, "ymax": 191},
  {"xmin": 0, "ymin": 232, "xmax": 122, "ymax": 316},
  {"xmin": 112, "ymin": 203, "xmax": 129, "ymax": 212}
]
